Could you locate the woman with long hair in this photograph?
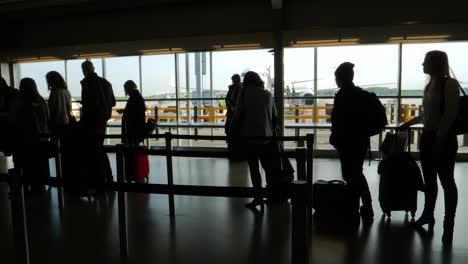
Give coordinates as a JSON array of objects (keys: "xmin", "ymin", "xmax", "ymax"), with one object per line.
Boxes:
[
  {"xmin": 8, "ymin": 78, "xmax": 50, "ymax": 192},
  {"xmin": 400, "ymin": 50, "xmax": 460, "ymax": 245},
  {"xmin": 46, "ymin": 71, "xmax": 72, "ymax": 133},
  {"xmin": 233, "ymin": 71, "xmax": 277, "ymax": 209}
]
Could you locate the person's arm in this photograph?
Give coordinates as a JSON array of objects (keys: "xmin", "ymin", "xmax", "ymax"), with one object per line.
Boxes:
[
  {"xmin": 437, "ymin": 78, "xmax": 460, "ymax": 140},
  {"xmin": 48, "ymin": 92, "xmax": 57, "ymax": 125},
  {"xmin": 398, "ymin": 115, "xmax": 423, "ymax": 130},
  {"xmin": 271, "ymin": 94, "xmax": 278, "ymax": 131},
  {"xmin": 329, "ymin": 96, "xmax": 341, "ymax": 148}
]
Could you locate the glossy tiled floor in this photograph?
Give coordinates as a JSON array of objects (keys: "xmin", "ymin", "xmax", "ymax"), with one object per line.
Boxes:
[{"xmin": 1, "ymin": 157, "xmax": 468, "ymax": 264}]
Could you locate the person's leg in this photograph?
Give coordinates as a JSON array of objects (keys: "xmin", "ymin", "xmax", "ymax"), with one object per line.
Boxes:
[
  {"xmin": 416, "ymin": 132, "xmax": 438, "ymax": 226},
  {"xmin": 258, "ymin": 143, "xmax": 281, "ymax": 202},
  {"xmin": 339, "ymin": 148, "xmax": 372, "ymax": 216},
  {"xmin": 437, "ymin": 135, "xmax": 458, "ymax": 245},
  {"xmin": 246, "ymin": 144, "xmax": 263, "ymax": 207}
]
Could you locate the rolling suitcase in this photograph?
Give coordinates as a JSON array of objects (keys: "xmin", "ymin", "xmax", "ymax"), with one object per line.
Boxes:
[
  {"xmin": 312, "ymin": 180, "xmax": 360, "ymax": 218},
  {"xmin": 125, "ymin": 146, "xmax": 150, "ymax": 182},
  {"xmin": 378, "ymin": 131, "xmax": 423, "ymax": 219}
]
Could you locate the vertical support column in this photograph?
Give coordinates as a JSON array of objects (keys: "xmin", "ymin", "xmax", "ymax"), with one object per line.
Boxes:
[
  {"xmin": 305, "ymin": 133, "xmax": 314, "ymax": 231},
  {"xmin": 154, "ymin": 106, "xmax": 159, "ymax": 135},
  {"xmin": 116, "ymin": 145, "xmax": 128, "ymax": 259},
  {"xmin": 9, "ymin": 169, "xmax": 30, "ymax": 264},
  {"xmin": 165, "ymin": 132, "xmax": 175, "ymax": 217},
  {"xmin": 291, "ymin": 180, "xmax": 309, "ymax": 264},
  {"xmin": 396, "ymin": 43, "xmax": 403, "ymax": 127},
  {"xmin": 138, "ymin": 55, "xmax": 143, "ymax": 94},
  {"xmin": 194, "ymin": 106, "xmax": 199, "ymax": 138},
  {"xmin": 8, "ymin": 62, "xmax": 15, "ymax": 87},
  {"xmin": 209, "ymin": 52, "xmax": 214, "ymax": 137},
  {"xmin": 273, "ymin": 8, "xmax": 284, "ymax": 136},
  {"xmin": 295, "ymin": 148, "xmax": 306, "ymax": 182},
  {"xmin": 174, "ymin": 54, "xmax": 181, "ymax": 146},
  {"xmin": 54, "ymin": 137, "xmax": 65, "ymax": 210},
  {"xmin": 313, "ymin": 47, "xmax": 318, "ymax": 149}
]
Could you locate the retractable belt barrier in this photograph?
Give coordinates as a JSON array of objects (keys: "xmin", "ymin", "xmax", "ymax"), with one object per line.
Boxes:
[{"xmin": 0, "ymin": 132, "xmax": 314, "ymax": 264}]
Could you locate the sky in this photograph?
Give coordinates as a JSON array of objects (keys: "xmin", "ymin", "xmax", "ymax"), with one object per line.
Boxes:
[{"xmin": 11, "ymin": 41, "xmax": 468, "ymax": 99}]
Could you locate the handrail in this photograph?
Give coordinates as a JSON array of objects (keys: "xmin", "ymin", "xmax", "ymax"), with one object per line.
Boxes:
[{"xmin": 70, "ymin": 102, "xmax": 424, "ymax": 124}]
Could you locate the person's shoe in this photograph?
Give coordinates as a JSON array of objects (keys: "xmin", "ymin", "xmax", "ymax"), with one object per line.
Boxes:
[
  {"xmin": 245, "ymin": 199, "xmax": 264, "ymax": 210},
  {"xmin": 360, "ymin": 205, "xmax": 374, "ymax": 221},
  {"xmin": 411, "ymin": 214, "xmax": 435, "ymax": 229},
  {"xmin": 442, "ymin": 219, "xmax": 454, "ymax": 246}
]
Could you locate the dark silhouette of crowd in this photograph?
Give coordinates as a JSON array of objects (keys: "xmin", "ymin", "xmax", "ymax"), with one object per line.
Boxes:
[{"xmin": 0, "ymin": 50, "xmax": 462, "ymax": 246}]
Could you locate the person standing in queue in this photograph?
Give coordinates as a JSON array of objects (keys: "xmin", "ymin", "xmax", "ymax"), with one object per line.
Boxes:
[
  {"xmin": 399, "ymin": 50, "xmax": 460, "ymax": 246},
  {"xmin": 80, "ymin": 60, "xmax": 116, "ymax": 185},
  {"xmin": 330, "ymin": 62, "xmax": 374, "ymax": 221}
]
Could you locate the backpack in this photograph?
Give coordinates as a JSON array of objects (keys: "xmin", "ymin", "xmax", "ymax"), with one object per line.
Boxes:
[
  {"xmin": 362, "ymin": 90, "xmax": 387, "ymax": 137},
  {"xmin": 440, "ymin": 77, "xmax": 468, "ymax": 135}
]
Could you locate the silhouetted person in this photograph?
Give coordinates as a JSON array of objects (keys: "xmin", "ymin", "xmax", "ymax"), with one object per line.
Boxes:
[
  {"xmin": 121, "ymin": 80, "xmax": 146, "ymax": 146},
  {"xmin": 0, "ymin": 77, "xmax": 17, "ymax": 152},
  {"xmin": 8, "ymin": 78, "xmax": 50, "ymax": 192},
  {"xmin": 225, "ymin": 74, "xmax": 242, "ymax": 134},
  {"xmin": 46, "ymin": 71, "xmax": 73, "ymax": 133},
  {"xmin": 330, "ymin": 62, "xmax": 374, "ymax": 221},
  {"xmin": 400, "ymin": 50, "xmax": 460, "ymax": 246},
  {"xmin": 0, "ymin": 77, "xmax": 16, "ymax": 113},
  {"xmin": 233, "ymin": 71, "xmax": 277, "ymax": 209},
  {"xmin": 80, "ymin": 60, "xmax": 116, "ymax": 184}
]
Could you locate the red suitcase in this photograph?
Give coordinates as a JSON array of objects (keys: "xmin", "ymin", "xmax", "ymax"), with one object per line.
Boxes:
[{"xmin": 125, "ymin": 152, "xmax": 149, "ymax": 182}]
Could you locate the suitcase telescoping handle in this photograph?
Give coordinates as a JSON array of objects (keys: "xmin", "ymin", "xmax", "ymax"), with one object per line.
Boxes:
[{"xmin": 394, "ymin": 127, "xmax": 412, "ymax": 153}]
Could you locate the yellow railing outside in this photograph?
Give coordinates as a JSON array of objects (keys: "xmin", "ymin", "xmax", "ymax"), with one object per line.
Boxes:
[{"xmin": 71, "ymin": 104, "xmax": 422, "ymax": 124}]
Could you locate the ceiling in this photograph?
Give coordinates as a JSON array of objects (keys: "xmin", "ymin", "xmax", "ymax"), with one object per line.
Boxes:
[{"xmin": 1, "ymin": 0, "xmax": 468, "ymax": 60}]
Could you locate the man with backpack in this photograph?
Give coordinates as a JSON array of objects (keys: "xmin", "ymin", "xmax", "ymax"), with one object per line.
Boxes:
[
  {"xmin": 330, "ymin": 62, "xmax": 387, "ymax": 221},
  {"xmin": 80, "ymin": 60, "xmax": 116, "ymax": 188}
]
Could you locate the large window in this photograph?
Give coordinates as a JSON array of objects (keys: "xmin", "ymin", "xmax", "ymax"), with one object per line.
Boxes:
[
  {"xmin": 402, "ymin": 42, "xmax": 468, "ymax": 95},
  {"xmin": 66, "ymin": 59, "xmax": 103, "ymax": 98},
  {"xmin": 18, "ymin": 61, "xmax": 66, "ymax": 98},
  {"xmin": 317, "ymin": 44, "xmax": 399, "ymax": 96},
  {"xmin": 284, "ymin": 47, "xmax": 315, "ymax": 98},
  {"xmin": 105, "ymin": 56, "xmax": 140, "ymax": 98},
  {"xmin": 141, "ymin": 54, "xmax": 176, "ymax": 98},
  {"xmin": 9, "ymin": 41, "xmax": 468, "ymax": 152},
  {"xmin": 212, "ymin": 49, "xmax": 274, "ymax": 95},
  {"xmin": 1, "ymin": 63, "xmax": 10, "ymax": 86}
]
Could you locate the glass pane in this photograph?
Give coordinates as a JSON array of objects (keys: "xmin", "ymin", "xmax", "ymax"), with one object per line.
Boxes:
[
  {"xmin": 141, "ymin": 54, "xmax": 176, "ymax": 98},
  {"xmin": 186, "ymin": 52, "xmax": 211, "ymax": 99},
  {"xmin": 66, "ymin": 58, "xmax": 103, "ymax": 98},
  {"xmin": 284, "ymin": 47, "xmax": 315, "ymax": 98},
  {"xmin": 18, "ymin": 60, "xmax": 66, "ymax": 98},
  {"xmin": 402, "ymin": 41, "xmax": 468, "ymax": 95},
  {"xmin": 1, "ymin": 63, "xmax": 10, "ymax": 86},
  {"xmin": 105, "ymin": 56, "xmax": 139, "ymax": 98},
  {"xmin": 317, "ymin": 44, "xmax": 399, "ymax": 96},
  {"xmin": 212, "ymin": 49, "xmax": 274, "ymax": 94}
]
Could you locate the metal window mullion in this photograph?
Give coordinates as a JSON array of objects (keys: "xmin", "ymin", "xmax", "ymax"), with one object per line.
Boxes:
[
  {"xmin": 313, "ymin": 47, "xmax": 318, "ymax": 149},
  {"xmin": 102, "ymin": 58, "xmax": 106, "ymax": 78},
  {"xmin": 185, "ymin": 53, "xmax": 191, "ymax": 145},
  {"xmin": 209, "ymin": 52, "xmax": 214, "ymax": 137},
  {"xmin": 139, "ymin": 55, "xmax": 143, "ymax": 94},
  {"xmin": 175, "ymin": 54, "xmax": 180, "ymax": 146},
  {"xmin": 397, "ymin": 43, "xmax": 403, "ymax": 127},
  {"xmin": 64, "ymin": 60, "xmax": 68, "ymax": 84}
]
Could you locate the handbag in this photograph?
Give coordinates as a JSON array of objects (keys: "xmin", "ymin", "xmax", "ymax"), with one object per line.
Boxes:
[
  {"xmin": 441, "ymin": 78, "xmax": 468, "ymax": 135},
  {"xmin": 452, "ymin": 86, "xmax": 468, "ymax": 135}
]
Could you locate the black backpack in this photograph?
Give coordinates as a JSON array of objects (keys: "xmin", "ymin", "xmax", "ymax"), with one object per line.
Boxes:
[{"xmin": 362, "ymin": 90, "xmax": 387, "ymax": 137}]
